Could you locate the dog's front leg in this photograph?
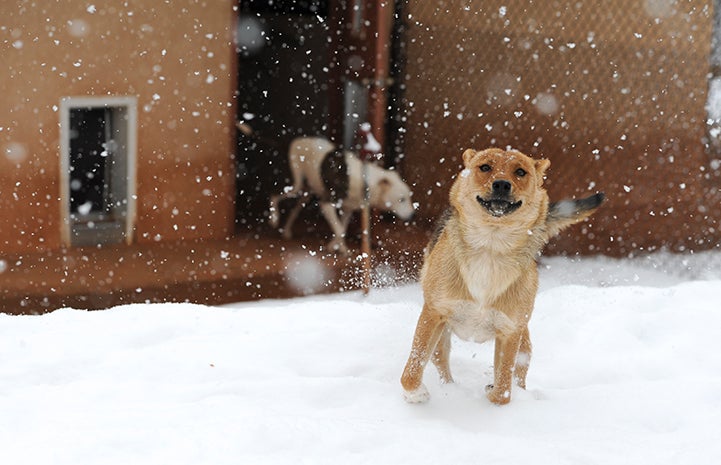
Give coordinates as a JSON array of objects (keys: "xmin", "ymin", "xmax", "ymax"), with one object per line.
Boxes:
[
  {"xmin": 401, "ymin": 304, "xmax": 446, "ymax": 403},
  {"xmin": 487, "ymin": 331, "xmax": 523, "ymax": 405},
  {"xmin": 319, "ymin": 202, "xmax": 349, "ymax": 255}
]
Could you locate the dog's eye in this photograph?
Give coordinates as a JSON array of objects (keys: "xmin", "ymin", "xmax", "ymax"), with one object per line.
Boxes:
[
  {"xmin": 479, "ymin": 164, "xmax": 492, "ymax": 172},
  {"xmin": 515, "ymin": 168, "xmax": 527, "ymax": 177}
]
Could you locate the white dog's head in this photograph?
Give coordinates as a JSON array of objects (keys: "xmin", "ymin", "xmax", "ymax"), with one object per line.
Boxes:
[{"xmin": 372, "ymin": 171, "xmax": 415, "ymax": 220}]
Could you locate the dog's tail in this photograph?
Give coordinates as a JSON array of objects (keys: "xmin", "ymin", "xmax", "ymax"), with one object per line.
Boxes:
[
  {"xmin": 546, "ymin": 192, "xmax": 605, "ymax": 237},
  {"xmin": 236, "ymin": 121, "xmax": 254, "ymax": 137},
  {"xmin": 236, "ymin": 121, "xmax": 282, "ymax": 149}
]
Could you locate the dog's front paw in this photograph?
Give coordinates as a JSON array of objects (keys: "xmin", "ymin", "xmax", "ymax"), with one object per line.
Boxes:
[
  {"xmin": 485, "ymin": 384, "xmax": 511, "ymax": 405},
  {"xmin": 403, "ymin": 384, "xmax": 430, "ymax": 404}
]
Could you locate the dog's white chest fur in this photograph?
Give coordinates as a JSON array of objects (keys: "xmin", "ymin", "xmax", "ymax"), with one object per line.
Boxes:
[
  {"xmin": 459, "ymin": 243, "xmax": 522, "ymax": 302},
  {"xmin": 446, "ymin": 245, "xmax": 522, "ymax": 341},
  {"xmin": 447, "ymin": 302, "xmax": 515, "ymax": 343}
]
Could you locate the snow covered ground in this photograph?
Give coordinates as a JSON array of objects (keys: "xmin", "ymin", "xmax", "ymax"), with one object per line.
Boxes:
[{"xmin": 2, "ymin": 250, "xmax": 721, "ymax": 464}]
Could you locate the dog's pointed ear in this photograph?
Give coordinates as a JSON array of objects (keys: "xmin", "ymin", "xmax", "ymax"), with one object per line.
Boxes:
[
  {"xmin": 535, "ymin": 158, "xmax": 550, "ymax": 181},
  {"xmin": 462, "ymin": 149, "xmax": 477, "ymax": 167}
]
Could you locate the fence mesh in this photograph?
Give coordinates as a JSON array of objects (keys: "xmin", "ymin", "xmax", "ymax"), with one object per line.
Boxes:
[{"xmin": 399, "ymin": 0, "xmax": 720, "ymax": 255}]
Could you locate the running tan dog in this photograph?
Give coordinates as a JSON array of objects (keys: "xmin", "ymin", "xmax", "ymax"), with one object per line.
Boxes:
[{"xmin": 401, "ymin": 147, "xmax": 603, "ymax": 405}]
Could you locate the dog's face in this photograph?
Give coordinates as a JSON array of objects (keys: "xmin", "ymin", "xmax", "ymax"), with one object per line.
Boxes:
[
  {"xmin": 452, "ymin": 147, "xmax": 550, "ymax": 226},
  {"xmin": 374, "ymin": 171, "xmax": 415, "ymax": 220}
]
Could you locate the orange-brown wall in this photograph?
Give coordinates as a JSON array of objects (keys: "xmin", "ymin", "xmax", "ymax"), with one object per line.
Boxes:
[
  {"xmin": 402, "ymin": 0, "xmax": 721, "ymax": 256},
  {"xmin": 1, "ymin": 1, "xmax": 237, "ymax": 254}
]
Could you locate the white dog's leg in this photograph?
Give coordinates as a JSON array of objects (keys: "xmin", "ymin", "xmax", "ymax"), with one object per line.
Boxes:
[
  {"xmin": 281, "ymin": 200, "xmax": 304, "ymax": 239},
  {"xmin": 339, "ymin": 207, "xmax": 354, "ymax": 233},
  {"xmin": 269, "ymin": 189, "xmax": 303, "ymax": 229},
  {"xmin": 270, "ymin": 144, "xmax": 307, "ymax": 229},
  {"xmin": 319, "ymin": 202, "xmax": 349, "ymax": 255}
]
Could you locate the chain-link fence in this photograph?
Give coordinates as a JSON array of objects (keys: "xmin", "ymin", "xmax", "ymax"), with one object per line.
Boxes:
[{"xmin": 399, "ymin": 0, "xmax": 720, "ymax": 256}]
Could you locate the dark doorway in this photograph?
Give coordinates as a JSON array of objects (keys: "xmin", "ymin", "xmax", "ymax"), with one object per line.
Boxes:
[
  {"xmin": 234, "ymin": 0, "xmax": 405, "ymax": 233},
  {"xmin": 70, "ymin": 108, "xmax": 112, "ymax": 216},
  {"xmin": 61, "ymin": 98, "xmax": 135, "ymax": 247},
  {"xmin": 235, "ymin": 0, "xmax": 331, "ymax": 229}
]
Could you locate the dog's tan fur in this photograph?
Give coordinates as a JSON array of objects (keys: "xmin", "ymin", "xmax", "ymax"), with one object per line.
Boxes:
[{"xmin": 401, "ymin": 147, "xmax": 603, "ymax": 405}]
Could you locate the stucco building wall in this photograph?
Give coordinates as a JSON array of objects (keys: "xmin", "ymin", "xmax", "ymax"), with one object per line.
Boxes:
[{"xmin": 1, "ymin": 1, "xmax": 237, "ymax": 253}]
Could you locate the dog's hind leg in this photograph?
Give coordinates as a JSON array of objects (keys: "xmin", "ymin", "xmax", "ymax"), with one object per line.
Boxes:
[
  {"xmin": 319, "ymin": 201, "xmax": 349, "ymax": 255},
  {"xmin": 280, "ymin": 199, "xmax": 304, "ymax": 239},
  {"xmin": 401, "ymin": 304, "xmax": 446, "ymax": 403},
  {"xmin": 269, "ymin": 184, "xmax": 306, "ymax": 229},
  {"xmin": 431, "ymin": 325, "xmax": 454, "ymax": 384},
  {"xmin": 269, "ymin": 194, "xmax": 282, "ymax": 228},
  {"xmin": 270, "ymin": 146, "xmax": 308, "ymax": 229},
  {"xmin": 514, "ymin": 326, "xmax": 531, "ymax": 389},
  {"xmin": 269, "ymin": 187, "xmax": 301, "ymax": 229}
]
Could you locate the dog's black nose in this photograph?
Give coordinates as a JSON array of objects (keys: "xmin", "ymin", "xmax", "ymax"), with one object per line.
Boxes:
[{"xmin": 492, "ymin": 180, "xmax": 512, "ymax": 195}]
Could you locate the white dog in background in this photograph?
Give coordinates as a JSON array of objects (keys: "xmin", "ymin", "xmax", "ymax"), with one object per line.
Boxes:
[{"xmin": 269, "ymin": 136, "xmax": 415, "ymax": 255}]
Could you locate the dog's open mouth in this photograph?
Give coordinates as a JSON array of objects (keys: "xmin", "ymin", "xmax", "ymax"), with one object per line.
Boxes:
[{"xmin": 476, "ymin": 196, "xmax": 522, "ymax": 217}]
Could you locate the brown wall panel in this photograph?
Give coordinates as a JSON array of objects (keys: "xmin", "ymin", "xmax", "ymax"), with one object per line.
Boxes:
[{"xmin": 402, "ymin": 0, "xmax": 721, "ymax": 255}]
